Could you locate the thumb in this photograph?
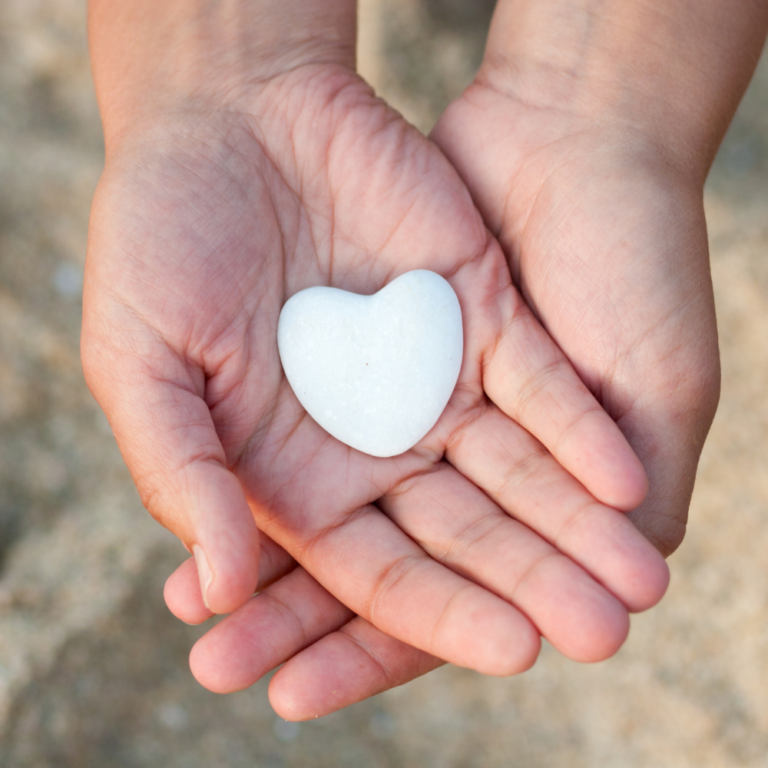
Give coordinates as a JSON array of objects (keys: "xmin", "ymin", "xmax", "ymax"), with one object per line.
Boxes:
[{"xmin": 82, "ymin": 331, "xmax": 260, "ymax": 615}]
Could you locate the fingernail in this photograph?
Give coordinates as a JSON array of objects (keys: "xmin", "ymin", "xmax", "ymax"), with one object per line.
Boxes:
[{"xmin": 193, "ymin": 545, "xmax": 213, "ymax": 610}]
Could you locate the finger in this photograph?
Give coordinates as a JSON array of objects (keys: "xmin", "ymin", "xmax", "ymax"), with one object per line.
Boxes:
[
  {"xmin": 257, "ymin": 503, "xmax": 541, "ymax": 676},
  {"xmin": 164, "ymin": 534, "xmax": 297, "ymax": 625},
  {"xmin": 382, "ymin": 463, "xmax": 630, "ymax": 662},
  {"xmin": 190, "ymin": 567, "xmax": 440, "ymax": 718},
  {"xmin": 446, "ymin": 252, "xmax": 648, "ymax": 511},
  {"xmin": 164, "ymin": 557, "xmax": 211, "ymax": 625},
  {"xmin": 446, "ymin": 404, "xmax": 670, "ymax": 612},
  {"xmin": 81, "ymin": 329, "xmax": 260, "ymax": 615},
  {"xmin": 190, "ymin": 567, "xmax": 354, "ymax": 693},
  {"xmin": 249, "ymin": 418, "xmax": 541, "ymax": 677},
  {"xmin": 270, "ymin": 618, "xmax": 441, "ymax": 721}
]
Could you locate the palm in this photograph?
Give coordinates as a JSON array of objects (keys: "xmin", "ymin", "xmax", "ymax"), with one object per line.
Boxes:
[{"xmin": 433, "ymin": 82, "xmax": 720, "ymax": 556}]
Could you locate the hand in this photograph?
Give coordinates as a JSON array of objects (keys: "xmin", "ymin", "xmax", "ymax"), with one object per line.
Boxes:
[
  {"xmin": 126, "ymin": 63, "xmax": 668, "ymax": 717},
  {"xmin": 165, "ymin": 541, "xmax": 444, "ymax": 718},
  {"xmin": 173, "ymin": 0, "xmax": 767, "ymax": 719},
  {"xmin": 430, "ymin": 78, "xmax": 721, "ymax": 561},
  {"xmin": 85, "ymin": 0, "xmax": 668, "ymax": 720},
  {"xmin": 425, "ymin": 0, "xmax": 768, "ymax": 556}
]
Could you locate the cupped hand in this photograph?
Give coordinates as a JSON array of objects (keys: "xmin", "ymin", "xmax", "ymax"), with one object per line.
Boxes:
[
  {"xmin": 83, "ymin": 63, "xmax": 667, "ymax": 714},
  {"xmin": 431, "ymin": 70, "xmax": 721, "ymax": 557}
]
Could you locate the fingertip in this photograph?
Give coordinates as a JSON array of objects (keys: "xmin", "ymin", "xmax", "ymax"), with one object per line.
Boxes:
[
  {"xmin": 497, "ymin": 625, "xmax": 541, "ymax": 676},
  {"xmin": 193, "ymin": 499, "xmax": 261, "ymax": 616},
  {"xmin": 201, "ymin": 547, "xmax": 260, "ymax": 616},
  {"xmin": 192, "ymin": 544, "xmax": 214, "ymax": 610},
  {"xmin": 535, "ymin": 566, "xmax": 631, "ymax": 665},
  {"xmin": 556, "ymin": 503, "xmax": 670, "ymax": 614},
  {"xmin": 624, "ymin": 544, "xmax": 671, "ymax": 614},
  {"xmin": 512, "ymin": 554, "xmax": 631, "ymax": 664},
  {"xmin": 269, "ymin": 679, "xmax": 351, "ymax": 723},
  {"xmin": 600, "ymin": 447, "xmax": 649, "ymax": 513},
  {"xmin": 478, "ymin": 622, "xmax": 541, "ymax": 678},
  {"xmin": 562, "ymin": 597, "xmax": 630, "ymax": 664},
  {"xmin": 268, "ymin": 677, "xmax": 315, "ymax": 722},
  {"xmin": 437, "ymin": 588, "xmax": 541, "ymax": 676},
  {"xmin": 574, "ymin": 413, "xmax": 649, "ymax": 513},
  {"xmin": 598, "ymin": 506, "xmax": 671, "ymax": 613},
  {"xmin": 268, "ymin": 626, "xmax": 441, "ymax": 721},
  {"xmin": 267, "ymin": 636, "xmax": 366, "ymax": 720},
  {"xmin": 189, "ymin": 629, "xmax": 252, "ymax": 694},
  {"xmin": 163, "ymin": 556, "xmax": 213, "ymax": 625}
]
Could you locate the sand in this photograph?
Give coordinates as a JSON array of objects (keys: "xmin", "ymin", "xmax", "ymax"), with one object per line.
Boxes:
[{"xmin": 1, "ymin": 1, "xmax": 768, "ymax": 765}]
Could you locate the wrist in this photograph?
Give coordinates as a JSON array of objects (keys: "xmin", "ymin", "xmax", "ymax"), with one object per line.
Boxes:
[
  {"xmin": 479, "ymin": 0, "xmax": 768, "ymax": 182},
  {"xmin": 88, "ymin": 0, "xmax": 356, "ymax": 149}
]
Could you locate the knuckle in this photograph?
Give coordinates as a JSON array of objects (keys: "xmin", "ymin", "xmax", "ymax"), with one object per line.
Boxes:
[
  {"xmin": 515, "ymin": 358, "xmax": 566, "ymax": 420},
  {"xmin": 135, "ymin": 471, "xmax": 167, "ymax": 524},
  {"xmin": 367, "ymin": 554, "xmax": 422, "ymax": 628},
  {"xmin": 134, "ymin": 462, "xmax": 193, "ymax": 536},
  {"xmin": 495, "ymin": 445, "xmax": 548, "ymax": 499}
]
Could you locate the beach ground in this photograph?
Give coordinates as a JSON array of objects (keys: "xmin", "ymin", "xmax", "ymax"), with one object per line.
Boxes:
[{"xmin": 2, "ymin": 2, "xmax": 768, "ymax": 765}]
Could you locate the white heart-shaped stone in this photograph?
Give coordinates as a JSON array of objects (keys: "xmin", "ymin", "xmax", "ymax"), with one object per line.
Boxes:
[{"xmin": 277, "ymin": 270, "xmax": 463, "ymax": 457}]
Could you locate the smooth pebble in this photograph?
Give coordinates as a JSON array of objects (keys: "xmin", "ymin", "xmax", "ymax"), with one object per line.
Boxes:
[{"xmin": 277, "ymin": 270, "xmax": 463, "ymax": 458}]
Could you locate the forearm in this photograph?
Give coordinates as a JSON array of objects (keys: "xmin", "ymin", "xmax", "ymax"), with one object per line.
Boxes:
[
  {"xmin": 481, "ymin": 0, "xmax": 768, "ymax": 180},
  {"xmin": 88, "ymin": 0, "xmax": 356, "ymax": 147}
]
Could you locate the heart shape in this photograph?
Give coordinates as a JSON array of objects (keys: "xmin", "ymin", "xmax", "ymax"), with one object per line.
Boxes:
[{"xmin": 277, "ymin": 270, "xmax": 464, "ymax": 457}]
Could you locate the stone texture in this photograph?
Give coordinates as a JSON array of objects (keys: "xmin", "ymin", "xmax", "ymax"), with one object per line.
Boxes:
[
  {"xmin": 278, "ymin": 271, "xmax": 463, "ymax": 457},
  {"xmin": 1, "ymin": 0, "xmax": 768, "ymax": 766}
]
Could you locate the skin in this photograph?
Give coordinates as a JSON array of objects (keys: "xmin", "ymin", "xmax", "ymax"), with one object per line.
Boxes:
[
  {"xmin": 84, "ymin": 0, "xmax": 664, "ymax": 698},
  {"xmin": 87, "ymin": 0, "xmax": 768, "ymax": 722},
  {"xmin": 433, "ymin": 0, "xmax": 768, "ymax": 556}
]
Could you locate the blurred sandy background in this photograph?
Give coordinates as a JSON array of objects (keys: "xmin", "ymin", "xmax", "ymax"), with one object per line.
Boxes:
[{"xmin": 1, "ymin": 0, "xmax": 767, "ymax": 765}]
